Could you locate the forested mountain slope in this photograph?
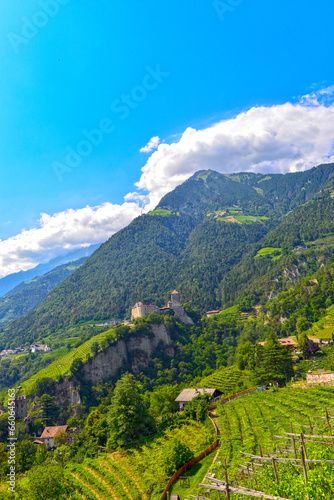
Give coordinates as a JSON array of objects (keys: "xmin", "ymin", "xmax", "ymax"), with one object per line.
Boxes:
[
  {"xmin": 0, "ymin": 257, "xmax": 88, "ymax": 327},
  {"xmin": 1, "ymin": 164, "xmax": 334, "ymax": 349},
  {"xmin": 222, "ymin": 177, "xmax": 334, "ymax": 306}
]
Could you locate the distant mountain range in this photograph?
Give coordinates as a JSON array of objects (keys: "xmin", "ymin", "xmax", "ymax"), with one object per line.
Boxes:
[
  {"xmin": 0, "ymin": 244, "xmax": 101, "ymax": 297},
  {"xmin": 1, "ymin": 163, "xmax": 334, "ymax": 348},
  {"xmin": 0, "ymin": 256, "xmax": 90, "ymax": 328}
]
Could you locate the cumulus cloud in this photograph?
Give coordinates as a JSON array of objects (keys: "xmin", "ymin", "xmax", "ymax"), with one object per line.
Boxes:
[
  {"xmin": 2, "ymin": 89, "xmax": 334, "ymax": 277},
  {"xmin": 140, "ymin": 136, "xmax": 160, "ymax": 153},
  {"xmin": 136, "ymin": 97, "xmax": 334, "ymax": 209},
  {"xmin": 0, "ymin": 202, "xmax": 141, "ymax": 277}
]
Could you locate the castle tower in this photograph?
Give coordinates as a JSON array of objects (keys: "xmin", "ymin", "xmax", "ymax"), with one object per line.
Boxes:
[
  {"xmin": 171, "ymin": 290, "xmax": 181, "ymax": 307},
  {"xmin": 15, "ymin": 395, "xmax": 28, "ymax": 421}
]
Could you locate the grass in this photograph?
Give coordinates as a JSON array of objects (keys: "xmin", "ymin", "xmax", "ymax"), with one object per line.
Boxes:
[
  {"xmin": 147, "ymin": 208, "xmax": 177, "ymax": 217},
  {"xmin": 254, "ymin": 247, "xmax": 282, "ymax": 259},
  {"xmin": 309, "ymin": 305, "xmax": 334, "ymax": 339},
  {"xmin": 307, "ymin": 233, "xmax": 334, "ymax": 247},
  {"xmin": 196, "ymin": 171, "xmax": 211, "ymax": 181},
  {"xmin": 169, "ymin": 452, "xmax": 217, "ymax": 497},
  {"xmin": 258, "ymin": 175, "xmax": 272, "ymax": 183},
  {"xmin": 208, "ymin": 208, "xmax": 268, "ymax": 225},
  {"xmin": 234, "ymin": 215, "xmax": 268, "ymax": 224},
  {"xmin": 218, "ymin": 305, "xmax": 239, "ymax": 316}
]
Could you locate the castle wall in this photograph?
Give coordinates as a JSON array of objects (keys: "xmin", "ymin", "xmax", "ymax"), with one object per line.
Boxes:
[{"xmin": 131, "ymin": 304, "xmax": 160, "ymax": 320}]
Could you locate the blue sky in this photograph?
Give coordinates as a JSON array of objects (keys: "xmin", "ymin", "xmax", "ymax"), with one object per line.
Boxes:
[{"xmin": 0, "ymin": 0, "xmax": 334, "ymax": 276}]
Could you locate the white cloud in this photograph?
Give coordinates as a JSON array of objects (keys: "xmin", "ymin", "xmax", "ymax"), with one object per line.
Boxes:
[
  {"xmin": 299, "ymin": 85, "xmax": 334, "ymax": 106},
  {"xmin": 140, "ymin": 136, "xmax": 160, "ymax": 153},
  {"xmin": 0, "ymin": 202, "xmax": 141, "ymax": 277},
  {"xmin": 1, "ymin": 89, "xmax": 334, "ymax": 277},
  {"xmin": 136, "ymin": 98, "xmax": 334, "ymax": 209}
]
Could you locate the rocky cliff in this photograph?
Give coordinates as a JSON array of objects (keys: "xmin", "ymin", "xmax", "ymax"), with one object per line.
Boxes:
[
  {"xmin": 55, "ymin": 377, "xmax": 81, "ymax": 406},
  {"xmin": 82, "ymin": 323, "xmax": 172, "ymax": 384}
]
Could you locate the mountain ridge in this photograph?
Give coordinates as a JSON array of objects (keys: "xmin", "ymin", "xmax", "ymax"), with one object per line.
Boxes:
[{"xmin": 1, "ymin": 163, "xmax": 334, "ymax": 349}]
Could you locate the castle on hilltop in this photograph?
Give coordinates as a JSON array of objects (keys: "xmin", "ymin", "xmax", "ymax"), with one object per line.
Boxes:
[{"xmin": 131, "ymin": 290, "xmax": 193, "ymax": 325}]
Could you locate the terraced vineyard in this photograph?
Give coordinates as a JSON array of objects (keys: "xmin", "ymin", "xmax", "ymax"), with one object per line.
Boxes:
[
  {"xmin": 199, "ymin": 366, "xmax": 253, "ymax": 396},
  {"xmin": 67, "ymin": 454, "xmax": 146, "ymax": 500},
  {"xmin": 196, "ymin": 386, "xmax": 334, "ymax": 499},
  {"xmin": 21, "ymin": 329, "xmax": 112, "ymax": 393},
  {"xmin": 64, "ymin": 420, "xmax": 214, "ymax": 499},
  {"xmin": 310, "ymin": 305, "xmax": 334, "ymax": 339}
]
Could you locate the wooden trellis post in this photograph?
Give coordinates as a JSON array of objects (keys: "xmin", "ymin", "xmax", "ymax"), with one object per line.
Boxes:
[
  {"xmin": 300, "ymin": 433, "xmax": 309, "ymax": 469},
  {"xmin": 325, "ymin": 407, "xmax": 334, "ymax": 449},
  {"xmin": 271, "ymin": 457, "xmax": 279, "ymax": 484},
  {"xmin": 308, "ymin": 416, "xmax": 313, "ymax": 435},
  {"xmin": 290, "ymin": 422, "xmax": 297, "ymax": 459},
  {"xmin": 300, "ymin": 447, "xmax": 310, "ymax": 500},
  {"xmin": 224, "ymin": 459, "xmax": 230, "ymax": 500}
]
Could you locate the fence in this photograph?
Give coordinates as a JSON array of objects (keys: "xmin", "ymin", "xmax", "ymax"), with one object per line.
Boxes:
[
  {"xmin": 220, "ymin": 387, "xmax": 258, "ymax": 404},
  {"xmin": 160, "ymin": 388, "xmax": 259, "ymax": 500},
  {"xmin": 160, "ymin": 412, "xmax": 218, "ymax": 500}
]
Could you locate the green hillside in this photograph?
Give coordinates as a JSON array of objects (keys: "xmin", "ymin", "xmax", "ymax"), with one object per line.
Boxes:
[
  {"xmin": 222, "ymin": 187, "xmax": 334, "ymax": 307},
  {"xmin": 20, "ymin": 329, "xmax": 111, "ymax": 394},
  {"xmin": 2, "ymin": 164, "xmax": 334, "ymax": 350}
]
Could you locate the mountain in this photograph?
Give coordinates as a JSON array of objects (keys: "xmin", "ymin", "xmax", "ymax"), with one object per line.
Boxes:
[
  {"xmin": 0, "ymin": 257, "xmax": 89, "ymax": 327},
  {"xmin": 1, "ymin": 164, "xmax": 334, "ymax": 349},
  {"xmin": 221, "ymin": 171, "xmax": 334, "ymax": 306},
  {"xmin": 0, "ymin": 244, "xmax": 101, "ymax": 298}
]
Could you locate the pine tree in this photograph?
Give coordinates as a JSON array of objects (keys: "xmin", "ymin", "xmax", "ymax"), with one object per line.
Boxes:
[
  {"xmin": 298, "ymin": 331, "xmax": 309, "ymax": 359},
  {"xmin": 39, "ymin": 395, "xmax": 59, "ymax": 426},
  {"xmin": 255, "ymin": 332, "xmax": 294, "ymax": 386},
  {"xmin": 107, "ymin": 373, "xmax": 156, "ymax": 449}
]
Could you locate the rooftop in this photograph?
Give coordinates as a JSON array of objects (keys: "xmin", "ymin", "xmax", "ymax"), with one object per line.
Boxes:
[
  {"xmin": 40, "ymin": 425, "xmax": 68, "ymax": 439},
  {"xmin": 175, "ymin": 388, "xmax": 218, "ymax": 402},
  {"xmin": 132, "ymin": 302, "xmax": 156, "ymax": 308},
  {"xmin": 258, "ymin": 337, "xmax": 297, "ymax": 347}
]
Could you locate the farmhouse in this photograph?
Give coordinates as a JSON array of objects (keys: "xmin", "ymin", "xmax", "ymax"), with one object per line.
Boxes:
[
  {"xmin": 206, "ymin": 310, "xmax": 220, "ymax": 317},
  {"xmin": 40, "ymin": 425, "xmax": 69, "ymax": 449},
  {"xmin": 258, "ymin": 337, "xmax": 297, "ymax": 350},
  {"xmin": 175, "ymin": 388, "xmax": 222, "ymax": 410}
]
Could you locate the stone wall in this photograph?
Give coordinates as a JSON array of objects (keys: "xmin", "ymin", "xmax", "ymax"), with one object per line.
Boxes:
[
  {"xmin": 82, "ymin": 323, "xmax": 172, "ymax": 384},
  {"xmin": 306, "ymin": 371, "xmax": 334, "ymax": 384}
]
